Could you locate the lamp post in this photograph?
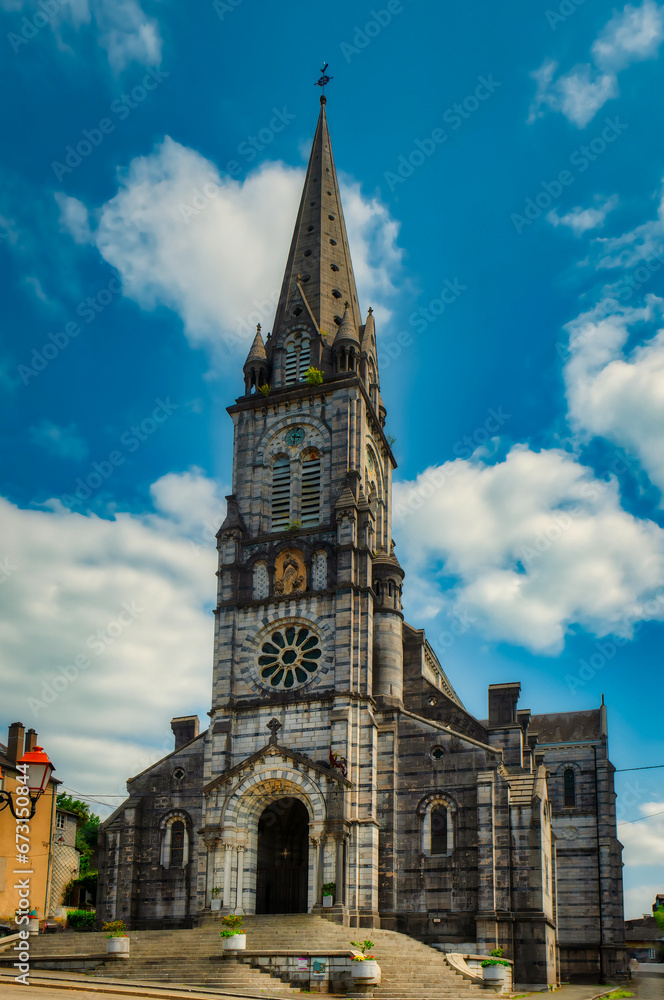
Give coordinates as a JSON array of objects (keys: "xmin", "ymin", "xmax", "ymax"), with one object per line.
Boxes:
[{"xmin": 0, "ymin": 745, "xmax": 55, "ymax": 819}]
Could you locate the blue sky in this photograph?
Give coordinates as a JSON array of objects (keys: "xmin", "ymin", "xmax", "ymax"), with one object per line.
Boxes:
[{"xmin": 1, "ymin": 0, "xmax": 663, "ymax": 918}]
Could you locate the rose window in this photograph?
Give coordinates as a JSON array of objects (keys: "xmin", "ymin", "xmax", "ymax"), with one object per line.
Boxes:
[{"xmin": 257, "ymin": 625, "xmax": 322, "ymax": 689}]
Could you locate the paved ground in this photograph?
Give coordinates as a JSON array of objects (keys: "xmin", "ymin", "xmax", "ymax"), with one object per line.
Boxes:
[
  {"xmin": 632, "ymin": 970, "xmax": 664, "ymax": 1000},
  {"xmin": 2, "ymin": 967, "xmax": 660, "ymax": 1000}
]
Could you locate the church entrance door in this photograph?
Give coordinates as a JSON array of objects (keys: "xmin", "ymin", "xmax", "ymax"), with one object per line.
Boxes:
[{"xmin": 256, "ymin": 797, "xmax": 309, "ymax": 914}]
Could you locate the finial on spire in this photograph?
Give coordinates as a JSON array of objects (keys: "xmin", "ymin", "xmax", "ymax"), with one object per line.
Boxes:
[
  {"xmin": 257, "ymin": 323, "xmax": 261, "ymax": 333},
  {"xmin": 315, "ymin": 62, "xmax": 333, "ymax": 102},
  {"xmin": 368, "ymin": 306, "xmax": 373, "ymax": 315}
]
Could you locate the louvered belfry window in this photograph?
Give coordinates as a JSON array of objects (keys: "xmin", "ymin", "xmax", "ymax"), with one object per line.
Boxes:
[
  {"xmin": 284, "ymin": 335, "xmax": 311, "ymax": 384},
  {"xmin": 301, "ymin": 451, "xmax": 321, "ymax": 526},
  {"xmin": 272, "ymin": 456, "xmax": 291, "ymax": 530}
]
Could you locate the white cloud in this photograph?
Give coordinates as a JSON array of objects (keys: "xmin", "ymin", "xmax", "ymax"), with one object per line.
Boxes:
[
  {"xmin": 3, "ymin": 0, "xmax": 161, "ymax": 71},
  {"xmin": 0, "ymin": 470, "xmax": 225, "ymax": 800},
  {"xmin": 30, "ymin": 420, "xmax": 89, "ymax": 460},
  {"xmin": 548, "ymin": 196, "xmax": 619, "ymax": 236},
  {"xmin": 592, "ymin": 0, "xmax": 664, "ymax": 71},
  {"xmin": 92, "ymin": 0, "xmax": 161, "ymax": 72},
  {"xmin": 623, "ymin": 877, "xmax": 664, "ymax": 920},
  {"xmin": 528, "ymin": 61, "xmax": 617, "ymax": 128},
  {"xmin": 593, "ymin": 181, "xmax": 664, "ymax": 270},
  {"xmin": 529, "ymin": 2, "xmax": 664, "ymax": 127},
  {"xmin": 63, "ymin": 138, "xmax": 403, "ymax": 365},
  {"xmin": 619, "ymin": 802, "xmax": 664, "ymax": 866},
  {"xmin": 393, "ymin": 445, "xmax": 664, "ymax": 653},
  {"xmin": 564, "ymin": 297, "xmax": 664, "ymax": 498},
  {"xmin": 55, "ymin": 193, "xmax": 92, "ymax": 244}
]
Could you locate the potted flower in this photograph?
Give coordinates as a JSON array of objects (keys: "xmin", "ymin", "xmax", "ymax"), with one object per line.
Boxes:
[
  {"xmin": 210, "ymin": 886, "xmax": 222, "ymax": 912},
  {"xmin": 220, "ymin": 914, "xmax": 246, "ymax": 952},
  {"xmin": 481, "ymin": 947, "xmax": 511, "ymax": 987},
  {"xmin": 304, "ymin": 367, "xmax": 324, "ymax": 385},
  {"xmin": 322, "ymin": 882, "xmax": 335, "ymax": 908},
  {"xmin": 103, "ymin": 920, "xmax": 130, "ymax": 957},
  {"xmin": 350, "ymin": 940, "xmax": 380, "ymax": 985}
]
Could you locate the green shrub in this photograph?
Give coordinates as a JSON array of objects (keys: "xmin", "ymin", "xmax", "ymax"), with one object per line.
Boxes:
[{"xmin": 66, "ymin": 909, "xmax": 96, "ymax": 931}]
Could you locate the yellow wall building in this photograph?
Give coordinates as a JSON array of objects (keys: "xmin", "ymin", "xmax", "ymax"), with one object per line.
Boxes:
[{"xmin": 0, "ymin": 722, "xmax": 60, "ymax": 925}]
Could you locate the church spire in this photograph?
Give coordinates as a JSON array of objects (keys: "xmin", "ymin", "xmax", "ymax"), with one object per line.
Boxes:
[{"xmin": 271, "ymin": 96, "xmax": 362, "ymax": 344}]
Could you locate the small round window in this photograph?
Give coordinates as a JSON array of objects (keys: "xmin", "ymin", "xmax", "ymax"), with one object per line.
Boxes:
[
  {"xmin": 258, "ymin": 625, "xmax": 322, "ymax": 689},
  {"xmin": 173, "ymin": 768, "xmax": 185, "ymax": 780},
  {"xmin": 430, "ymin": 746, "xmax": 445, "ymax": 761}
]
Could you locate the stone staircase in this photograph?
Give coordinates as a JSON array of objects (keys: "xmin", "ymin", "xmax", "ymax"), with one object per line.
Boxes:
[{"xmin": 25, "ymin": 916, "xmax": 489, "ymax": 998}]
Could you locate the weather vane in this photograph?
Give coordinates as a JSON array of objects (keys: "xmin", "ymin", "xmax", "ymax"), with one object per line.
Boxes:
[{"xmin": 315, "ymin": 63, "xmax": 333, "ymax": 97}]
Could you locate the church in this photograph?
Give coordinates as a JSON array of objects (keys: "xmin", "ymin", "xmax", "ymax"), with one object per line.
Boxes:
[{"xmin": 98, "ymin": 96, "xmax": 626, "ymax": 986}]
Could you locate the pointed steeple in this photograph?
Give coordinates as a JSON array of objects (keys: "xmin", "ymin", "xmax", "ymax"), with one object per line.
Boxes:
[
  {"xmin": 271, "ymin": 97, "xmax": 362, "ymax": 344},
  {"xmin": 245, "ymin": 324, "xmax": 267, "ymax": 363},
  {"xmin": 333, "ymin": 301, "xmax": 359, "ymax": 348}
]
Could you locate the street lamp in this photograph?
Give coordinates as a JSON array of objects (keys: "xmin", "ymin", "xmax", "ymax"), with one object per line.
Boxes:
[{"xmin": 0, "ymin": 746, "xmax": 55, "ymax": 819}]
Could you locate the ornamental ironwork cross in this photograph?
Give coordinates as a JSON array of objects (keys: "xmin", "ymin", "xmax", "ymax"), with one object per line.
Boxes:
[
  {"xmin": 315, "ymin": 63, "xmax": 333, "ymax": 95},
  {"xmin": 267, "ymin": 718, "xmax": 282, "ymax": 744}
]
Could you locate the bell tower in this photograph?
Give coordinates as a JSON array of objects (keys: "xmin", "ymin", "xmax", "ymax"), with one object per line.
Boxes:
[{"xmin": 202, "ymin": 95, "xmax": 403, "ymax": 924}]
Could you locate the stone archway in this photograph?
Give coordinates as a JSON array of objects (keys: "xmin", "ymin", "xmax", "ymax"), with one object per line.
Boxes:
[{"xmin": 256, "ymin": 797, "xmax": 309, "ymax": 913}]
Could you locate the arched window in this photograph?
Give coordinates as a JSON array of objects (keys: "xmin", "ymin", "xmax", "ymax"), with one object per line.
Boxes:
[
  {"xmin": 430, "ymin": 805, "xmax": 448, "ymax": 855},
  {"xmin": 253, "ymin": 560, "xmax": 269, "ymax": 600},
  {"xmin": 284, "ymin": 333, "xmax": 311, "ymax": 384},
  {"xmin": 301, "ymin": 450, "xmax": 321, "ymax": 526},
  {"xmin": 420, "ymin": 797, "xmax": 455, "ymax": 857},
  {"xmin": 563, "ymin": 768, "xmax": 576, "ymax": 807},
  {"xmin": 272, "ymin": 456, "xmax": 291, "ymax": 530},
  {"xmin": 170, "ymin": 821, "xmax": 185, "ymax": 867},
  {"xmin": 160, "ymin": 813, "xmax": 190, "ymax": 869},
  {"xmin": 312, "ymin": 550, "xmax": 327, "ymax": 590}
]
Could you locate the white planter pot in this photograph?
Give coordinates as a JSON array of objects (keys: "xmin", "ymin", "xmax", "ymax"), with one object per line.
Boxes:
[
  {"xmin": 322, "ymin": 894, "xmax": 334, "ymax": 908},
  {"xmin": 106, "ymin": 937, "xmax": 130, "ymax": 957},
  {"xmin": 210, "ymin": 898, "xmax": 222, "ymax": 911},
  {"xmin": 222, "ymin": 933, "xmax": 246, "ymax": 951},
  {"xmin": 352, "ymin": 960, "xmax": 381, "ymax": 985},
  {"xmin": 482, "ymin": 964, "xmax": 508, "ymax": 984}
]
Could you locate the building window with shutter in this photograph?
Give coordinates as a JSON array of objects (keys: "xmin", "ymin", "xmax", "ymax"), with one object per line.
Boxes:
[
  {"xmin": 284, "ymin": 333, "xmax": 311, "ymax": 384},
  {"xmin": 272, "ymin": 456, "xmax": 291, "ymax": 530},
  {"xmin": 420, "ymin": 796, "xmax": 455, "ymax": 857},
  {"xmin": 301, "ymin": 449, "xmax": 321, "ymax": 526},
  {"xmin": 430, "ymin": 805, "xmax": 448, "ymax": 855}
]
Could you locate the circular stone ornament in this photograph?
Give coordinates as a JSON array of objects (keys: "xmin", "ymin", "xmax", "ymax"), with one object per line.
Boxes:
[{"xmin": 257, "ymin": 624, "xmax": 322, "ymax": 689}]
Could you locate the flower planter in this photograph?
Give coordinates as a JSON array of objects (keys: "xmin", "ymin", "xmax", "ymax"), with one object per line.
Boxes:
[
  {"xmin": 482, "ymin": 964, "xmax": 509, "ymax": 987},
  {"xmin": 322, "ymin": 894, "xmax": 334, "ymax": 908},
  {"xmin": 352, "ymin": 960, "xmax": 381, "ymax": 985},
  {"xmin": 210, "ymin": 899, "xmax": 222, "ymax": 911},
  {"xmin": 222, "ymin": 933, "xmax": 246, "ymax": 952},
  {"xmin": 106, "ymin": 937, "xmax": 130, "ymax": 957}
]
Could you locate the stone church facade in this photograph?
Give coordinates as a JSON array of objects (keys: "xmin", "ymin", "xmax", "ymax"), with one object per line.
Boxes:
[{"xmin": 98, "ymin": 97, "xmax": 626, "ymax": 986}]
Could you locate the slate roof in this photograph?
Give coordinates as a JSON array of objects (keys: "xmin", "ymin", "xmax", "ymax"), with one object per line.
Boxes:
[
  {"xmin": 530, "ymin": 709, "xmax": 601, "ymax": 744},
  {"xmin": 625, "ymin": 916, "xmax": 664, "ymax": 942}
]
